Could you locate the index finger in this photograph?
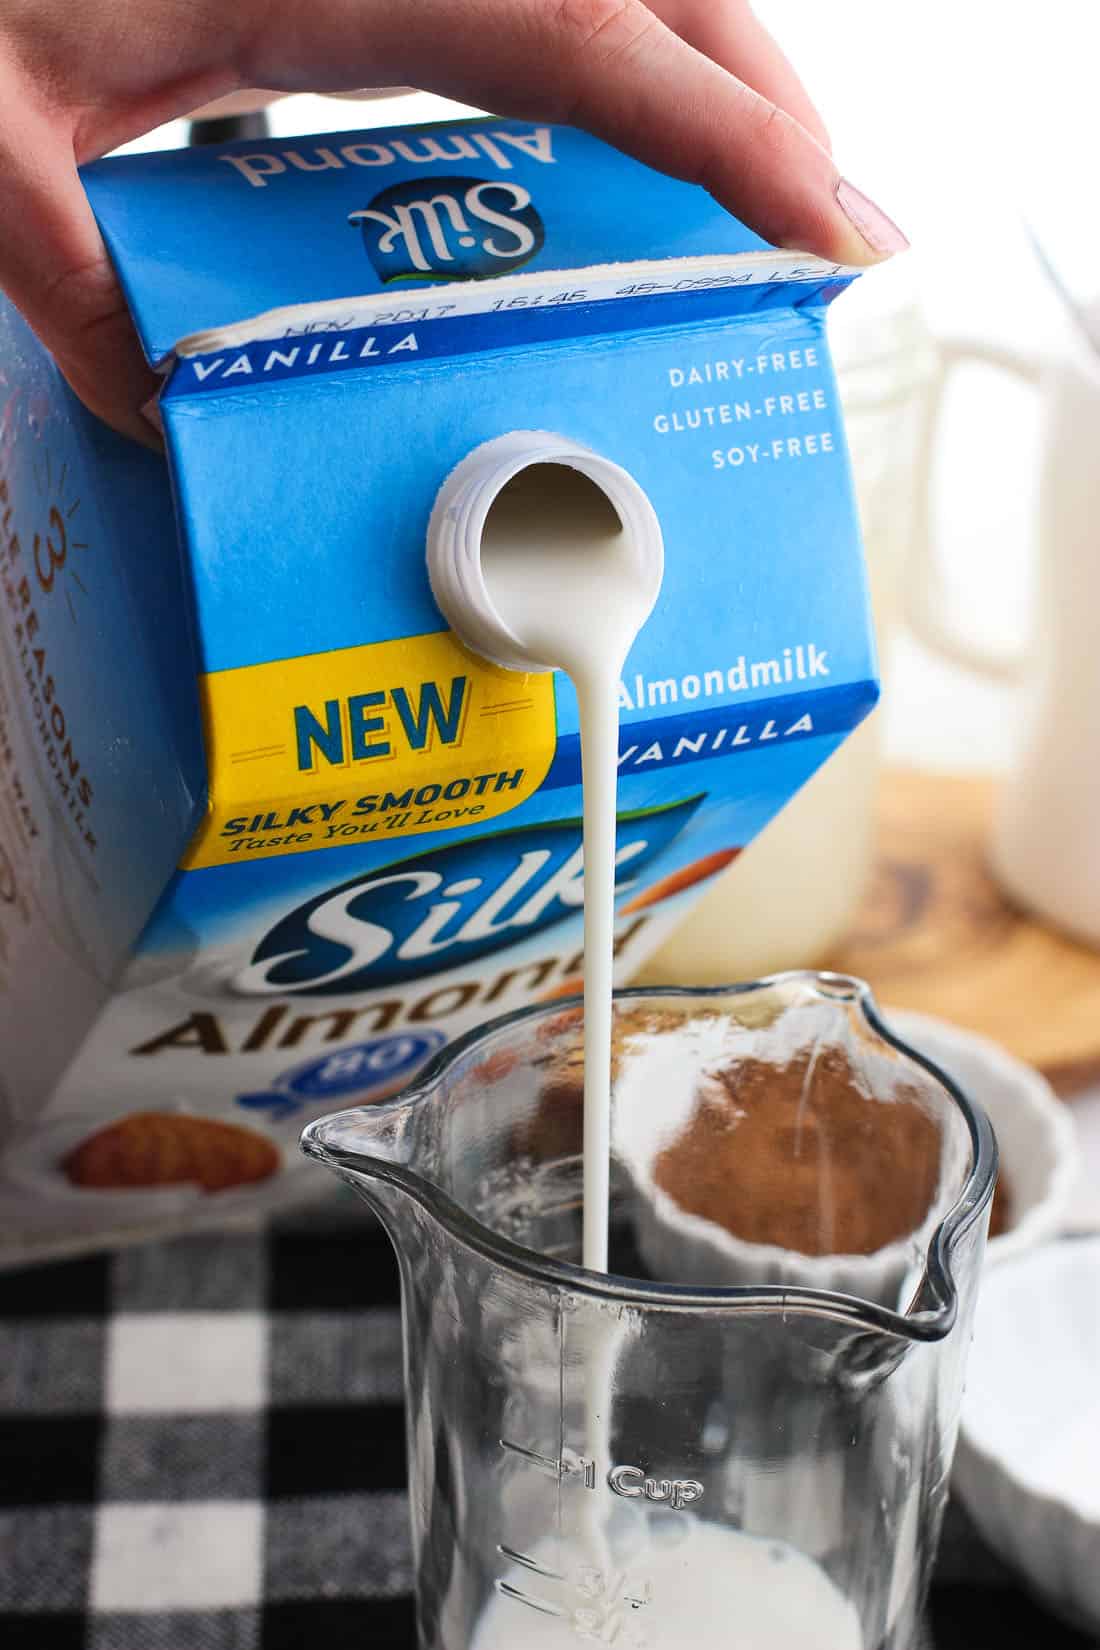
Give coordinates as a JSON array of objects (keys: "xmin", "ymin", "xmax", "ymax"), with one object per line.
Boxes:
[
  {"xmin": 653, "ymin": 0, "xmax": 832, "ymax": 150},
  {"xmin": 0, "ymin": 112, "xmax": 160, "ymax": 445}
]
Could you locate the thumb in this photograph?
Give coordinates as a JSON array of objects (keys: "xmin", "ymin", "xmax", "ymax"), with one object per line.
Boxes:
[{"xmin": 0, "ymin": 118, "xmax": 161, "ymax": 447}]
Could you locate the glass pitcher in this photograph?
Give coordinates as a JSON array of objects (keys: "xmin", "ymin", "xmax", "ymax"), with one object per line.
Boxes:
[{"xmin": 302, "ymin": 973, "xmax": 995, "ymax": 1650}]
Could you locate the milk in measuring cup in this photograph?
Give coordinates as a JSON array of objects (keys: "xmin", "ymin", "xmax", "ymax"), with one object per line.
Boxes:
[
  {"xmin": 0, "ymin": 116, "xmax": 877, "ymax": 1264},
  {"xmin": 474, "ymin": 1523, "xmax": 863, "ymax": 1648}
]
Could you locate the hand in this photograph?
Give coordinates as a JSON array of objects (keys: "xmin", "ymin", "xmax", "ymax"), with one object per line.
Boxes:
[{"xmin": 0, "ymin": 0, "xmax": 906, "ymax": 444}]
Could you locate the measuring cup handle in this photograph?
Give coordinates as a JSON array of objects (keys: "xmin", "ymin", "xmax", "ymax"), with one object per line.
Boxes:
[{"xmin": 905, "ymin": 337, "xmax": 1043, "ymax": 681}]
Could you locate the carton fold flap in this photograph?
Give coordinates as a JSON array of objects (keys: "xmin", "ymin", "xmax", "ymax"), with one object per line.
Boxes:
[{"xmin": 82, "ymin": 118, "xmax": 850, "ymax": 366}]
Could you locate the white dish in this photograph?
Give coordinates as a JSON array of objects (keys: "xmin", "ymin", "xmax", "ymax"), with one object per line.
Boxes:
[{"xmin": 955, "ymin": 1237, "xmax": 1100, "ymax": 1631}]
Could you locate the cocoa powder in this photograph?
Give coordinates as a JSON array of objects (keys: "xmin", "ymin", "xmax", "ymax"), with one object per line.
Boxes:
[
  {"xmin": 522, "ymin": 1004, "xmax": 696, "ymax": 1161},
  {"xmin": 653, "ymin": 1046, "xmax": 942, "ymax": 1257},
  {"xmin": 521, "ymin": 1006, "xmax": 1007, "ymax": 1257}
]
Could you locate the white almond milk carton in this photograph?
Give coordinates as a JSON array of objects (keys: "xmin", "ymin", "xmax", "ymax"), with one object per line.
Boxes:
[{"xmin": 0, "ymin": 118, "xmax": 877, "ymax": 1262}]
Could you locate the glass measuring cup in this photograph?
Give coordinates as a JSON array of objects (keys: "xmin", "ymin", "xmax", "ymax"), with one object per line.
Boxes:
[{"xmin": 302, "ymin": 973, "xmax": 996, "ymax": 1649}]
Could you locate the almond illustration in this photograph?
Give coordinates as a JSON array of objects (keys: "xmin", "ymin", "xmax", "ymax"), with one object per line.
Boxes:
[
  {"xmin": 62, "ymin": 1112, "xmax": 280, "ymax": 1194},
  {"xmin": 620, "ymin": 848, "xmax": 741, "ymax": 914},
  {"xmin": 539, "ymin": 976, "xmax": 584, "ymax": 1003}
]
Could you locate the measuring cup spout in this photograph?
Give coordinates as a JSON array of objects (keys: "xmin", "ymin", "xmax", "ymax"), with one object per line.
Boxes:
[{"xmin": 300, "ymin": 1075, "xmax": 438, "ymax": 1225}]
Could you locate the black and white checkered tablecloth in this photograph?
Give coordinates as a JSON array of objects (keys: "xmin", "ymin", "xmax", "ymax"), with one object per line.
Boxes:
[{"xmin": 1, "ymin": 1203, "xmax": 1096, "ymax": 1650}]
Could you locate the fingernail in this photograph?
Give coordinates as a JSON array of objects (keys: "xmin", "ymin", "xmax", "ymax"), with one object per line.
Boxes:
[{"xmin": 835, "ymin": 178, "xmax": 909, "ymax": 257}]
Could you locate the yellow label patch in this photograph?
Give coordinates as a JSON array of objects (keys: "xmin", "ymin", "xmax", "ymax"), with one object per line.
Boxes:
[{"xmin": 182, "ymin": 631, "xmax": 556, "ymax": 869}]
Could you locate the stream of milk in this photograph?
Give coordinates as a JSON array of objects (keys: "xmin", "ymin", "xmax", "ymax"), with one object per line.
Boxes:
[
  {"xmin": 479, "ymin": 463, "xmax": 653, "ymax": 1274},
  {"xmin": 473, "ymin": 464, "xmax": 865, "ymax": 1649}
]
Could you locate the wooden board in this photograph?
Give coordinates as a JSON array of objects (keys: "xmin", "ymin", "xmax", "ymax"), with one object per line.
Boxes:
[{"xmin": 826, "ymin": 770, "xmax": 1100, "ymax": 1095}]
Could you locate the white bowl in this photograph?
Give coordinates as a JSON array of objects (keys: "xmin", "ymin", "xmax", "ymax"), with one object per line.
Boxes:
[
  {"xmin": 955, "ymin": 1237, "xmax": 1100, "ymax": 1631},
  {"xmin": 885, "ymin": 1010, "xmax": 1078, "ymax": 1263},
  {"xmin": 618, "ymin": 1008, "xmax": 1077, "ymax": 1301}
]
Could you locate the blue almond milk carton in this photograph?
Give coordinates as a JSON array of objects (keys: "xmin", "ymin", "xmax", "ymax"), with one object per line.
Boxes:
[{"xmin": 0, "ymin": 118, "xmax": 878, "ymax": 1261}]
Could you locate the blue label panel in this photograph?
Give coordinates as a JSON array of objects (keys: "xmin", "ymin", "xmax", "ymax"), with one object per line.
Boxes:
[
  {"xmin": 543, "ymin": 681, "xmax": 879, "ymax": 789},
  {"xmin": 82, "ymin": 120, "xmax": 777, "ymax": 363}
]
